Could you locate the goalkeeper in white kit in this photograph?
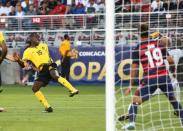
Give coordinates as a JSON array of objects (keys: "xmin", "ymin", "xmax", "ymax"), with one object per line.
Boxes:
[{"xmin": 152, "ymin": 34, "xmax": 181, "ymax": 102}]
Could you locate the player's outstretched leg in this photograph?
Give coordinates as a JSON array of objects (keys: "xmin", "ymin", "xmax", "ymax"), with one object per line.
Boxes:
[
  {"xmin": 32, "ymin": 81, "xmax": 53, "ymax": 113},
  {"xmin": 122, "ymin": 85, "xmax": 152, "ymax": 130},
  {"xmin": 50, "ymin": 69, "xmax": 79, "ymax": 97},
  {"xmin": 58, "ymin": 77, "xmax": 79, "ymax": 97},
  {"xmin": 171, "ymin": 77, "xmax": 181, "ymax": 102},
  {"xmin": 122, "ymin": 103, "xmax": 137, "ymax": 130},
  {"xmin": 161, "ymin": 81, "xmax": 183, "ymax": 126},
  {"xmin": 171, "ymin": 79, "xmax": 181, "ymax": 116},
  {"xmin": 167, "ymin": 95, "xmax": 183, "ymax": 126}
]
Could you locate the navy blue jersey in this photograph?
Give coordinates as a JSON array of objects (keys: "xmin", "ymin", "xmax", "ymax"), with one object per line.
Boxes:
[{"xmin": 132, "ymin": 39, "xmax": 168, "ymax": 79}]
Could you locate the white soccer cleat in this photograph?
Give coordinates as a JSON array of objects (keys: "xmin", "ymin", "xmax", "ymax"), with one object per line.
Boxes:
[
  {"xmin": 0, "ymin": 107, "xmax": 5, "ymax": 112},
  {"xmin": 122, "ymin": 122, "xmax": 135, "ymax": 130},
  {"xmin": 69, "ymin": 89, "xmax": 79, "ymax": 97}
]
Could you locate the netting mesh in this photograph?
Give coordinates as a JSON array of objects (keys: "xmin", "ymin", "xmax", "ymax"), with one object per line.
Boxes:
[{"xmin": 115, "ymin": 0, "xmax": 183, "ymax": 130}]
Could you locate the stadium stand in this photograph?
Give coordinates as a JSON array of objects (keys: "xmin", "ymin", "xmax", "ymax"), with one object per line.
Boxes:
[{"xmin": 0, "ymin": 0, "xmax": 182, "ymax": 49}]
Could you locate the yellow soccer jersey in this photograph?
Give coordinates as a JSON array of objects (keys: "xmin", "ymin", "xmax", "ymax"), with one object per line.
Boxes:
[
  {"xmin": 22, "ymin": 42, "xmax": 52, "ymax": 69},
  {"xmin": 59, "ymin": 40, "xmax": 71, "ymax": 57},
  {"xmin": 0, "ymin": 32, "xmax": 5, "ymax": 45}
]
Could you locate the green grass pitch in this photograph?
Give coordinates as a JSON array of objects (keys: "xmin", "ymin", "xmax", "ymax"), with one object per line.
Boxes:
[
  {"xmin": 0, "ymin": 85, "xmax": 105, "ymax": 131},
  {"xmin": 116, "ymin": 87, "xmax": 183, "ymax": 131},
  {"xmin": 1, "ymin": 85, "xmax": 183, "ymax": 131}
]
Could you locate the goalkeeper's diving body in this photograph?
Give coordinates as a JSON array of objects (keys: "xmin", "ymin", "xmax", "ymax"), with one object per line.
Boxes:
[
  {"xmin": 14, "ymin": 33, "xmax": 79, "ymax": 113},
  {"xmin": 122, "ymin": 24, "xmax": 183, "ymax": 130}
]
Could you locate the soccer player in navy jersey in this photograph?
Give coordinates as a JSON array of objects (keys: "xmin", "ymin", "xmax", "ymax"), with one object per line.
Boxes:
[{"xmin": 122, "ymin": 23, "xmax": 183, "ymax": 130}]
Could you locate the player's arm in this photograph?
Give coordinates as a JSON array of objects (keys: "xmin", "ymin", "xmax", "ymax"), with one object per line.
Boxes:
[
  {"xmin": 130, "ymin": 63, "xmax": 139, "ymax": 86},
  {"xmin": 5, "ymin": 54, "xmax": 16, "ymax": 62},
  {"xmin": 0, "ymin": 43, "xmax": 7, "ymax": 59},
  {"xmin": 13, "ymin": 52, "xmax": 31, "ymax": 69},
  {"xmin": 70, "ymin": 49, "xmax": 79, "ymax": 59},
  {"xmin": 59, "ymin": 43, "xmax": 78, "ymax": 59},
  {"xmin": 160, "ymin": 36, "xmax": 176, "ymax": 74},
  {"xmin": 0, "ymin": 33, "xmax": 7, "ymax": 63},
  {"xmin": 65, "ymin": 49, "xmax": 78, "ymax": 59},
  {"xmin": 124, "ymin": 46, "xmax": 139, "ymax": 96},
  {"xmin": 167, "ymin": 56, "xmax": 176, "ymax": 75},
  {"xmin": 13, "ymin": 52, "xmax": 25, "ymax": 67},
  {"xmin": 124, "ymin": 63, "xmax": 139, "ymax": 96}
]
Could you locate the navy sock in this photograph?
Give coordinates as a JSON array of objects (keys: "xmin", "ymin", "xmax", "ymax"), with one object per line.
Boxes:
[
  {"xmin": 128, "ymin": 103, "xmax": 138, "ymax": 122},
  {"xmin": 169, "ymin": 96, "xmax": 183, "ymax": 119}
]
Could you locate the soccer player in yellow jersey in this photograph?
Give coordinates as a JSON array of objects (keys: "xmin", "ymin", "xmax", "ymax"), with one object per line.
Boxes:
[
  {"xmin": 0, "ymin": 32, "xmax": 8, "ymax": 112},
  {"xmin": 59, "ymin": 34, "xmax": 72, "ymax": 81},
  {"xmin": 14, "ymin": 33, "xmax": 79, "ymax": 112},
  {"xmin": 0, "ymin": 32, "xmax": 17, "ymax": 112},
  {"xmin": 59, "ymin": 34, "xmax": 78, "ymax": 82},
  {"xmin": 0, "ymin": 32, "xmax": 7, "ymax": 64}
]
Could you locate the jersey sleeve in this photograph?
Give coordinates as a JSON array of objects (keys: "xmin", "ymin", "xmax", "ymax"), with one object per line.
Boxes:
[
  {"xmin": 0, "ymin": 32, "xmax": 5, "ymax": 45},
  {"xmin": 132, "ymin": 45, "xmax": 140, "ymax": 65},
  {"xmin": 22, "ymin": 49, "xmax": 31, "ymax": 61}
]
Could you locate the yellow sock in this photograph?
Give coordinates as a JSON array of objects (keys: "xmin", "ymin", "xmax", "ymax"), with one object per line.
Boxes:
[
  {"xmin": 58, "ymin": 77, "xmax": 76, "ymax": 92},
  {"xmin": 34, "ymin": 91, "xmax": 50, "ymax": 108}
]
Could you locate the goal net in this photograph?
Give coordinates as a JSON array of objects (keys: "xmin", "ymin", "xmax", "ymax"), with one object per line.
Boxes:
[{"xmin": 113, "ymin": 0, "xmax": 183, "ymax": 130}]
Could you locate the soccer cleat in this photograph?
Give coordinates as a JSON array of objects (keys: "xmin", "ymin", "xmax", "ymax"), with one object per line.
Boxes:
[
  {"xmin": 43, "ymin": 107, "xmax": 53, "ymax": 113},
  {"xmin": 0, "ymin": 107, "xmax": 5, "ymax": 112},
  {"xmin": 69, "ymin": 90, "xmax": 79, "ymax": 97},
  {"xmin": 118, "ymin": 114, "xmax": 129, "ymax": 121},
  {"xmin": 122, "ymin": 122, "xmax": 135, "ymax": 130}
]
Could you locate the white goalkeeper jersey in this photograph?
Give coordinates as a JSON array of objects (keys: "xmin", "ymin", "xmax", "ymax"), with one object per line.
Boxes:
[
  {"xmin": 168, "ymin": 49, "xmax": 183, "ymax": 68},
  {"xmin": 164, "ymin": 48, "xmax": 183, "ymax": 72}
]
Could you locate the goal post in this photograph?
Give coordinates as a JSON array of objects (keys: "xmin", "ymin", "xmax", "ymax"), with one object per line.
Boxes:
[{"xmin": 105, "ymin": 0, "xmax": 115, "ymax": 131}]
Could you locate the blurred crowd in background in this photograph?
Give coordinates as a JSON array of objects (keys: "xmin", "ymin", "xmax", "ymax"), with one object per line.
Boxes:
[
  {"xmin": 0, "ymin": 0, "xmax": 183, "ymax": 17},
  {"xmin": 0, "ymin": 0, "xmax": 105, "ymax": 16},
  {"xmin": 0, "ymin": 0, "xmax": 182, "ymax": 48}
]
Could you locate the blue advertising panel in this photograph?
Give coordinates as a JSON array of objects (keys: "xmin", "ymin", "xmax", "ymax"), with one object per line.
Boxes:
[{"xmin": 20, "ymin": 45, "xmax": 142, "ymax": 84}]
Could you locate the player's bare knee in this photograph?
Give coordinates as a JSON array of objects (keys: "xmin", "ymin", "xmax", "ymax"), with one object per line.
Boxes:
[
  {"xmin": 50, "ymin": 70, "xmax": 59, "ymax": 81},
  {"xmin": 52, "ymin": 75, "xmax": 59, "ymax": 81},
  {"xmin": 32, "ymin": 86, "xmax": 39, "ymax": 93},
  {"xmin": 32, "ymin": 86, "xmax": 41, "ymax": 93}
]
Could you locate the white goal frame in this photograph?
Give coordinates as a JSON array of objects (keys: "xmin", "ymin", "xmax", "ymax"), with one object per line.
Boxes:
[{"xmin": 105, "ymin": 0, "xmax": 115, "ymax": 131}]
